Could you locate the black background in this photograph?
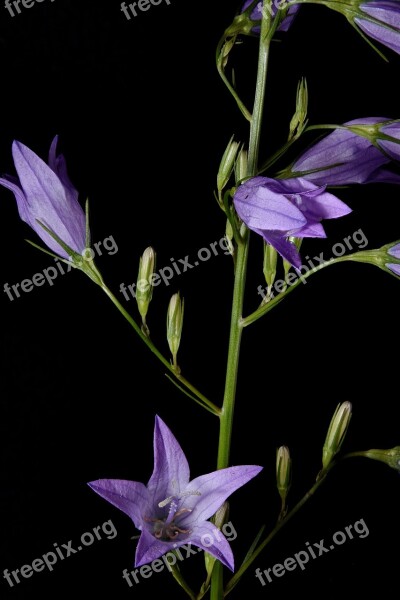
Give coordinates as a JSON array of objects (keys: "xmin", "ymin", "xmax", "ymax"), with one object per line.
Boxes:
[{"xmin": 1, "ymin": 1, "xmax": 400, "ymax": 598}]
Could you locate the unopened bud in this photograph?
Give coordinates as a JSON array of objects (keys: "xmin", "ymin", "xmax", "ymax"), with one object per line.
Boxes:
[
  {"xmin": 235, "ymin": 148, "xmax": 248, "ymax": 183},
  {"xmin": 136, "ymin": 247, "xmax": 156, "ymax": 327},
  {"xmin": 276, "ymin": 446, "xmax": 291, "ymax": 501},
  {"xmin": 322, "ymin": 402, "xmax": 352, "ymax": 469},
  {"xmin": 288, "ymin": 78, "xmax": 308, "ymax": 141},
  {"xmin": 218, "ymin": 136, "xmax": 240, "ymax": 193},
  {"xmin": 263, "ymin": 242, "xmax": 277, "ymax": 289},
  {"xmin": 167, "ymin": 292, "xmax": 184, "ymax": 369}
]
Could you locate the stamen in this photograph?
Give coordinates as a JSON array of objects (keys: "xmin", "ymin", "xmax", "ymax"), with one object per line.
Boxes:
[{"xmin": 158, "ymin": 489, "xmax": 201, "ymax": 508}]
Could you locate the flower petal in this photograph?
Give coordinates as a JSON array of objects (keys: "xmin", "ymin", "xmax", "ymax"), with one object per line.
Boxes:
[
  {"xmin": 388, "ymin": 243, "xmax": 400, "ymax": 258},
  {"xmin": 364, "ymin": 166, "xmax": 400, "ymax": 183},
  {"xmin": 11, "ymin": 141, "xmax": 86, "ymax": 256},
  {"xmin": 294, "ymin": 222, "xmax": 326, "ymax": 238},
  {"xmin": 259, "ymin": 229, "xmax": 302, "ymax": 268},
  {"xmin": 355, "ymin": 15, "xmax": 400, "ymax": 54},
  {"xmin": 180, "ymin": 465, "xmax": 262, "ymax": 524},
  {"xmin": 360, "ymin": 2, "xmax": 400, "ymax": 28},
  {"xmin": 292, "ymin": 129, "xmax": 388, "ymax": 186},
  {"xmin": 188, "ymin": 521, "xmax": 234, "ymax": 571},
  {"xmin": 48, "ymin": 135, "xmax": 80, "ymax": 194},
  {"xmin": 146, "ymin": 416, "xmax": 190, "ymax": 503},
  {"xmin": 0, "ymin": 176, "xmax": 31, "ymax": 225},
  {"xmin": 87, "ymin": 479, "xmax": 150, "ymax": 530},
  {"xmin": 234, "ymin": 177, "xmax": 306, "ymax": 231},
  {"xmin": 135, "ymin": 526, "xmax": 177, "ymax": 567},
  {"xmin": 386, "ymin": 262, "xmax": 400, "ymax": 275}
]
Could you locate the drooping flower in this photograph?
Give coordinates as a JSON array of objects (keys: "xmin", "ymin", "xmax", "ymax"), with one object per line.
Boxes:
[
  {"xmin": 88, "ymin": 416, "xmax": 262, "ymax": 570},
  {"xmin": 233, "ymin": 176, "xmax": 351, "ymax": 268},
  {"xmin": 290, "ymin": 118, "xmax": 400, "ymax": 186},
  {"xmin": 0, "ymin": 137, "xmax": 86, "ymax": 258},
  {"xmin": 241, "ymin": 0, "xmax": 300, "ymax": 33},
  {"xmin": 354, "ymin": 1, "xmax": 400, "ymax": 55}
]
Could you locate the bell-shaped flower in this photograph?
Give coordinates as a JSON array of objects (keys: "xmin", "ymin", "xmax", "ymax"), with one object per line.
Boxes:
[
  {"xmin": 290, "ymin": 118, "xmax": 400, "ymax": 186},
  {"xmin": 88, "ymin": 416, "xmax": 262, "ymax": 571},
  {"xmin": 355, "ymin": 1, "xmax": 400, "ymax": 55},
  {"xmin": 233, "ymin": 176, "xmax": 351, "ymax": 268},
  {"xmin": 0, "ymin": 137, "xmax": 86, "ymax": 259}
]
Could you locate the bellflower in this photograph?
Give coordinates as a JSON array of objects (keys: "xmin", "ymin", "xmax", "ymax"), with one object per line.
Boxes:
[
  {"xmin": 241, "ymin": 0, "xmax": 300, "ymax": 33},
  {"xmin": 355, "ymin": 1, "xmax": 400, "ymax": 55},
  {"xmin": 290, "ymin": 118, "xmax": 400, "ymax": 186},
  {"xmin": 233, "ymin": 176, "xmax": 351, "ymax": 268},
  {"xmin": 88, "ymin": 416, "xmax": 262, "ymax": 570},
  {"xmin": 0, "ymin": 137, "xmax": 86, "ymax": 259}
]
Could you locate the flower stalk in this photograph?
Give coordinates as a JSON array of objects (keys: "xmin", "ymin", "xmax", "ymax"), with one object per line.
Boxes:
[{"xmin": 210, "ymin": 4, "xmax": 273, "ymax": 598}]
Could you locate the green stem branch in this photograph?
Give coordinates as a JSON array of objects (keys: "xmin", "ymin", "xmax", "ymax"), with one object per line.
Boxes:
[
  {"xmin": 100, "ymin": 283, "xmax": 220, "ymax": 415},
  {"xmin": 224, "ymin": 463, "xmax": 335, "ymax": 595}
]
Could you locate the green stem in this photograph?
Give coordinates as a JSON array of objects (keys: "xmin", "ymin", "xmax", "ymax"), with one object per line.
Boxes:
[
  {"xmin": 210, "ymin": 6, "xmax": 272, "ymax": 599},
  {"xmin": 100, "ymin": 282, "xmax": 220, "ymax": 415},
  {"xmin": 242, "ymin": 253, "xmax": 356, "ymax": 327},
  {"xmin": 224, "ymin": 463, "xmax": 336, "ymax": 596}
]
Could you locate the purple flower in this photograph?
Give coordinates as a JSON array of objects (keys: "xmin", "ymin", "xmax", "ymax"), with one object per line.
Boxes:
[
  {"xmin": 355, "ymin": 1, "xmax": 400, "ymax": 55},
  {"xmin": 88, "ymin": 416, "xmax": 262, "ymax": 570},
  {"xmin": 233, "ymin": 176, "xmax": 351, "ymax": 268},
  {"xmin": 0, "ymin": 137, "xmax": 86, "ymax": 259},
  {"xmin": 241, "ymin": 0, "xmax": 300, "ymax": 33},
  {"xmin": 387, "ymin": 242, "xmax": 400, "ymax": 275},
  {"xmin": 291, "ymin": 118, "xmax": 400, "ymax": 186},
  {"xmin": 376, "ymin": 121, "xmax": 400, "ymax": 160}
]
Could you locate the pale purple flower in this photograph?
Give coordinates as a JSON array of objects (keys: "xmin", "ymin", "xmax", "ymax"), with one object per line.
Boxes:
[
  {"xmin": 241, "ymin": 0, "xmax": 300, "ymax": 33},
  {"xmin": 233, "ymin": 176, "xmax": 351, "ymax": 268},
  {"xmin": 291, "ymin": 118, "xmax": 400, "ymax": 186},
  {"xmin": 0, "ymin": 137, "xmax": 86, "ymax": 258},
  {"xmin": 88, "ymin": 416, "xmax": 262, "ymax": 570},
  {"xmin": 387, "ymin": 242, "xmax": 400, "ymax": 275},
  {"xmin": 355, "ymin": 1, "xmax": 400, "ymax": 55}
]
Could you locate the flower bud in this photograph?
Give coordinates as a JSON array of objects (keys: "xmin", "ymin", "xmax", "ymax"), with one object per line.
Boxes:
[
  {"xmin": 213, "ymin": 501, "xmax": 230, "ymax": 529},
  {"xmin": 263, "ymin": 242, "xmax": 277, "ymax": 290},
  {"xmin": 235, "ymin": 148, "xmax": 248, "ymax": 184},
  {"xmin": 276, "ymin": 446, "xmax": 291, "ymax": 501},
  {"xmin": 288, "ymin": 78, "xmax": 308, "ymax": 141},
  {"xmin": 167, "ymin": 293, "xmax": 184, "ymax": 369},
  {"xmin": 322, "ymin": 402, "xmax": 352, "ymax": 469},
  {"xmin": 136, "ymin": 247, "xmax": 156, "ymax": 327},
  {"xmin": 218, "ymin": 136, "xmax": 240, "ymax": 193},
  {"xmin": 225, "ymin": 220, "xmax": 235, "ymax": 256}
]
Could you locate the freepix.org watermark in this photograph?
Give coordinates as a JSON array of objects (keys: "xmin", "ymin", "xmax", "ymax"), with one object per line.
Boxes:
[
  {"xmin": 122, "ymin": 521, "xmax": 237, "ymax": 586},
  {"xmin": 255, "ymin": 517, "xmax": 369, "ymax": 586},
  {"xmin": 3, "ymin": 235, "xmax": 118, "ymax": 302},
  {"xmin": 119, "ymin": 236, "xmax": 231, "ymax": 301},
  {"xmin": 4, "ymin": 0, "xmax": 55, "ymax": 17},
  {"xmin": 3, "ymin": 520, "xmax": 117, "ymax": 587},
  {"xmin": 120, "ymin": 0, "xmax": 171, "ymax": 21},
  {"xmin": 257, "ymin": 229, "xmax": 369, "ymax": 300}
]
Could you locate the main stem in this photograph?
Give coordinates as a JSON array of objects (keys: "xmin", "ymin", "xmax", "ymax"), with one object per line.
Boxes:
[{"xmin": 210, "ymin": 10, "xmax": 271, "ymax": 599}]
